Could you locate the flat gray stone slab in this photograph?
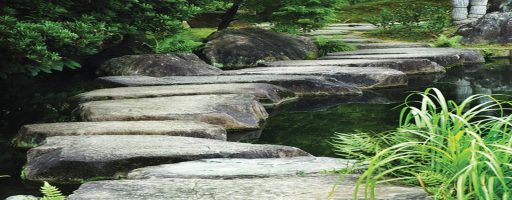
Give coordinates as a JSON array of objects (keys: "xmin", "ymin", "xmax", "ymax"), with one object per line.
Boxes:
[
  {"xmin": 323, "ymin": 26, "xmax": 377, "ymax": 31},
  {"xmin": 78, "ymin": 94, "xmax": 268, "ymax": 131},
  {"xmin": 229, "ymin": 66, "xmax": 408, "ymax": 89},
  {"xmin": 322, "ymin": 48, "xmax": 485, "ymax": 66},
  {"xmin": 264, "ymin": 59, "xmax": 445, "ymax": 75},
  {"xmin": 328, "ymin": 23, "xmax": 377, "ymax": 27},
  {"xmin": 335, "ymin": 38, "xmax": 383, "ymax": 43},
  {"xmin": 13, "ymin": 121, "xmax": 227, "ymax": 148},
  {"xmin": 354, "ymin": 43, "xmax": 431, "ymax": 49},
  {"xmin": 303, "ymin": 30, "xmax": 349, "ymax": 36},
  {"xmin": 128, "ymin": 157, "xmax": 357, "ymax": 179},
  {"xmin": 97, "ymin": 75, "xmax": 362, "ymax": 96},
  {"xmin": 75, "ymin": 83, "xmax": 295, "ymax": 105},
  {"xmin": 26, "ymin": 135, "xmax": 310, "ymax": 183},
  {"xmin": 68, "ymin": 175, "xmax": 430, "ymax": 200}
]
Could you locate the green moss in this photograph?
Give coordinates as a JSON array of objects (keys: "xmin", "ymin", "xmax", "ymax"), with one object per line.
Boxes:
[
  {"xmin": 304, "ymin": 52, "xmax": 319, "ymax": 60},
  {"xmin": 20, "ymin": 165, "xmax": 27, "ymax": 180},
  {"xmin": 188, "ymin": 28, "xmax": 217, "ymax": 42}
]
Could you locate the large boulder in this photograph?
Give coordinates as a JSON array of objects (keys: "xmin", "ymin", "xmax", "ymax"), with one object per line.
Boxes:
[
  {"xmin": 97, "ymin": 53, "xmax": 222, "ymax": 77},
  {"xmin": 198, "ymin": 28, "xmax": 318, "ymax": 69},
  {"xmin": 457, "ymin": 12, "xmax": 512, "ymax": 44}
]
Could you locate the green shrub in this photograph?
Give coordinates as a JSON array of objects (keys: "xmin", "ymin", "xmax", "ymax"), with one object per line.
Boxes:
[
  {"xmin": 271, "ymin": 0, "xmax": 338, "ymax": 33},
  {"xmin": 332, "ymin": 88, "xmax": 512, "ymax": 199},
  {"xmin": 314, "ymin": 37, "xmax": 356, "ymax": 56},
  {"xmin": 434, "ymin": 35, "xmax": 462, "ymax": 48}
]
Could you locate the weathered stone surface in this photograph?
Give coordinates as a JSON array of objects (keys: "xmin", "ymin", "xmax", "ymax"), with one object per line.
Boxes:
[
  {"xmin": 68, "ymin": 175, "xmax": 430, "ymax": 200},
  {"xmin": 229, "ymin": 66, "xmax": 408, "ymax": 89},
  {"xmin": 198, "ymin": 28, "xmax": 318, "ymax": 69},
  {"xmin": 97, "ymin": 53, "xmax": 222, "ymax": 77},
  {"xmin": 25, "ymin": 135, "xmax": 310, "ymax": 183},
  {"xmin": 97, "ymin": 75, "xmax": 362, "ymax": 96},
  {"xmin": 128, "ymin": 157, "xmax": 357, "ymax": 179},
  {"xmin": 335, "ymin": 38, "xmax": 383, "ymax": 43},
  {"xmin": 13, "ymin": 121, "xmax": 227, "ymax": 148},
  {"xmin": 78, "ymin": 94, "xmax": 268, "ymax": 131},
  {"xmin": 303, "ymin": 30, "xmax": 350, "ymax": 36},
  {"xmin": 354, "ymin": 43, "xmax": 431, "ymax": 49},
  {"xmin": 323, "ymin": 26, "xmax": 377, "ymax": 31},
  {"xmin": 264, "ymin": 59, "xmax": 445, "ymax": 75},
  {"xmin": 322, "ymin": 47, "xmax": 485, "ymax": 66},
  {"xmin": 5, "ymin": 195, "xmax": 38, "ymax": 200},
  {"xmin": 75, "ymin": 83, "xmax": 295, "ymax": 105},
  {"xmin": 457, "ymin": 12, "xmax": 512, "ymax": 44}
]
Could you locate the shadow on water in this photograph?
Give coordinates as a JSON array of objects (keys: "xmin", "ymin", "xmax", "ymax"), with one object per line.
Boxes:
[{"xmin": 2, "ymin": 59, "xmax": 512, "ymax": 197}]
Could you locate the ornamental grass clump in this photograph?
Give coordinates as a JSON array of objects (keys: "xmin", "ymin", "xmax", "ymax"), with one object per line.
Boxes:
[{"xmin": 332, "ymin": 88, "xmax": 512, "ymax": 200}]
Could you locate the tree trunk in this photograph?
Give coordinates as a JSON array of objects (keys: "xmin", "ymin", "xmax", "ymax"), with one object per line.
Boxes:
[{"xmin": 217, "ymin": 0, "xmax": 244, "ymax": 31}]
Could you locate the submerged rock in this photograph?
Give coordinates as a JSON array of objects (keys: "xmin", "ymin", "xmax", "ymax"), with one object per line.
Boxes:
[
  {"xmin": 25, "ymin": 135, "xmax": 310, "ymax": 183},
  {"xmin": 97, "ymin": 75, "xmax": 362, "ymax": 96},
  {"xmin": 13, "ymin": 121, "xmax": 227, "ymax": 148},
  {"xmin": 75, "ymin": 83, "xmax": 295, "ymax": 105},
  {"xmin": 97, "ymin": 53, "xmax": 222, "ymax": 77},
  {"xmin": 78, "ymin": 94, "xmax": 268, "ymax": 131},
  {"xmin": 128, "ymin": 157, "xmax": 357, "ymax": 179},
  {"xmin": 457, "ymin": 12, "xmax": 512, "ymax": 44},
  {"xmin": 68, "ymin": 175, "xmax": 430, "ymax": 200},
  {"xmin": 198, "ymin": 28, "xmax": 318, "ymax": 68}
]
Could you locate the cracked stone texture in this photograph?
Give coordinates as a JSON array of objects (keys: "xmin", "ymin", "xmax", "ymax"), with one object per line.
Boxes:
[
  {"xmin": 229, "ymin": 66, "xmax": 408, "ymax": 89},
  {"xmin": 68, "ymin": 175, "xmax": 430, "ymax": 200},
  {"xmin": 127, "ymin": 157, "xmax": 357, "ymax": 179},
  {"xmin": 96, "ymin": 75, "xmax": 362, "ymax": 96},
  {"xmin": 75, "ymin": 83, "xmax": 295, "ymax": 105},
  {"xmin": 263, "ymin": 59, "xmax": 445, "ymax": 75},
  {"xmin": 321, "ymin": 48, "xmax": 485, "ymax": 66},
  {"xmin": 26, "ymin": 135, "xmax": 310, "ymax": 183},
  {"xmin": 78, "ymin": 94, "xmax": 268, "ymax": 131},
  {"xmin": 13, "ymin": 121, "xmax": 227, "ymax": 148}
]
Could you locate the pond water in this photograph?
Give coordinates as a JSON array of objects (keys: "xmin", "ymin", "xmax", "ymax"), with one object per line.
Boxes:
[{"xmin": 1, "ymin": 60, "xmax": 512, "ymax": 198}]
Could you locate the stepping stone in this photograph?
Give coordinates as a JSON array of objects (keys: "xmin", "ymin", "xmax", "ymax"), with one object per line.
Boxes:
[
  {"xmin": 264, "ymin": 59, "xmax": 445, "ymax": 75},
  {"xmin": 328, "ymin": 23, "xmax": 377, "ymax": 27},
  {"xmin": 323, "ymin": 26, "xmax": 377, "ymax": 31},
  {"xmin": 335, "ymin": 38, "xmax": 382, "ymax": 43},
  {"xmin": 68, "ymin": 175, "xmax": 429, "ymax": 200},
  {"xmin": 229, "ymin": 67, "xmax": 408, "ymax": 89},
  {"xmin": 303, "ymin": 30, "xmax": 349, "ymax": 36},
  {"xmin": 97, "ymin": 75, "xmax": 362, "ymax": 96},
  {"xmin": 127, "ymin": 157, "xmax": 357, "ymax": 179},
  {"xmin": 78, "ymin": 94, "xmax": 267, "ymax": 131},
  {"xmin": 75, "ymin": 83, "xmax": 295, "ymax": 106},
  {"xmin": 25, "ymin": 135, "xmax": 310, "ymax": 183},
  {"xmin": 322, "ymin": 47, "xmax": 485, "ymax": 66},
  {"xmin": 354, "ymin": 43, "xmax": 431, "ymax": 49},
  {"xmin": 13, "ymin": 121, "xmax": 227, "ymax": 148}
]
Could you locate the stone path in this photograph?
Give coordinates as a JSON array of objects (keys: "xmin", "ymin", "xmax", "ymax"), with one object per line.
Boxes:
[{"xmin": 15, "ymin": 23, "xmax": 487, "ymax": 199}]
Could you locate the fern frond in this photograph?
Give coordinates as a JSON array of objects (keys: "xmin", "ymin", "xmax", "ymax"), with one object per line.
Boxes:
[{"xmin": 40, "ymin": 181, "xmax": 65, "ymax": 200}]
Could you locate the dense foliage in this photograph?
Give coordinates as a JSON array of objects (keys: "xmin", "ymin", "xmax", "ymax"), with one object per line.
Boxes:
[
  {"xmin": 271, "ymin": 0, "xmax": 338, "ymax": 34},
  {"xmin": 313, "ymin": 37, "xmax": 356, "ymax": 56},
  {"xmin": 366, "ymin": 4, "xmax": 451, "ymax": 41},
  {"xmin": 0, "ymin": 0, "xmax": 200, "ymax": 78},
  {"xmin": 333, "ymin": 88, "xmax": 512, "ymax": 199}
]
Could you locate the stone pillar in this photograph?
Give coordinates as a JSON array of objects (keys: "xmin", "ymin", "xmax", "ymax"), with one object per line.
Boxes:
[
  {"xmin": 452, "ymin": 0, "xmax": 470, "ymax": 25},
  {"xmin": 468, "ymin": 0, "xmax": 488, "ymax": 20}
]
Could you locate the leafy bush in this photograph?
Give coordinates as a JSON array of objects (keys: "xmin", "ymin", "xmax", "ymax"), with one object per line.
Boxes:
[
  {"xmin": 270, "ymin": 0, "xmax": 338, "ymax": 33},
  {"xmin": 434, "ymin": 35, "xmax": 463, "ymax": 48},
  {"xmin": 366, "ymin": 4, "xmax": 451, "ymax": 41},
  {"xmin": 332, "ymin": 88, "xmax": 512, "ymax": 199},
  {"xmin": 314, "ymin": 37, "xmax": 356, "ymax": 56},
  {"xmin": 0, "ymin": 1, "xmax": 200, "ymax": 78}
]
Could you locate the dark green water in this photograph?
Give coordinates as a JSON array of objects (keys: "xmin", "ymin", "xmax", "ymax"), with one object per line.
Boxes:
[{"xmin": 2, "ymin": 60, "xmax": 512, "ymax": 198}]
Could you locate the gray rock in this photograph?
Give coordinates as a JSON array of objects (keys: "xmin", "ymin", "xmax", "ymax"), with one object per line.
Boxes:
[
  {"xmin": 457, "ymin": 12, "xmax": 512, "ymax": 44},
  {"xmin": 322, "ymin": 47, "xmax": 485, "ymax": 66},
  {"xmin": 127, "ymin": 157, "xmax": 357, "ymax": 179},
  {"xmin": 335, "ymin": 38, "xmax": 383, "ymax": 43},
  {"xmin": 303, "ymin": 30, "xmax": 350, "ymax": 36},
  {"xmin": 97, "ymin": 53, "xmax": 222, "ymax": 77},
  {"xmin": 13, "ymin": 121, "xmax": 227, "ymax": 148},
  {"xmin": 25, "ymin": 135, "xmax": 310, "ymax": 183},
  {"xmin": 75, "ymin": 83, "xmax": 295, "ymax": 105},
  {"xmin": 68, "ymin": 175, "xmax": 430, "ymax": 200},
  {"xmin": 198, "ymin": 28, "xmax": 318, "ymax": 69},
  {"xmin": 263, "ymin": 59, "xmax": 445, "ymax": 75},
  {"xmin": 5, "ymin": 195, "xmax": 38, "ymax": 200},
  {"xmin": 229, "ymin": 66, "xmax": 408, "ymax": 89},
  {"xmin": 78, "ymin": 94, "xmax": 268, "ymax": 131},
  {"xmin": 97, "ymin": 75, "xmax": 362, "ymax": 96},
  {"xmin": 354, "ymin": 43, "xmax": 431, "ymax": 49}
]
